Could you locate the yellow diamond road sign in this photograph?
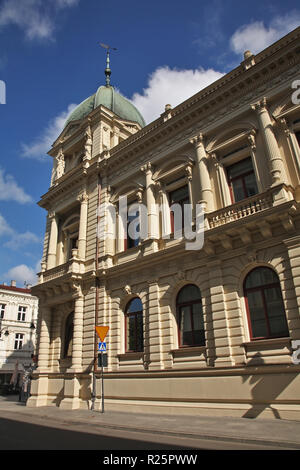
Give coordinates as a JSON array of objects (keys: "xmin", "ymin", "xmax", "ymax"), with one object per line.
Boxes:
[{"xmin": 95, "ymin": 326, "xmax": 109, "ymax": 342}]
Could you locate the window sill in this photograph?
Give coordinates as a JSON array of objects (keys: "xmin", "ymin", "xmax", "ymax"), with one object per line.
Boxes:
[
  {"xmin": 117, "ymin": 352, "xmax": 144, "ymax": 360},
  {"xmin": 171, "ymin": 346, "xmax": 206, "ymax": 357},
  {"xmin": 242, "ymin": 337, "xmax": 291, "ymax": 350}
]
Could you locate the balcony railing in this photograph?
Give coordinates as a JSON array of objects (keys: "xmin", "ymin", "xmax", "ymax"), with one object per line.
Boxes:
[
  {"xmin": 206, "ymin": 191, "xmax": 274, "ymax": 229},
  {"xmin": 41, "ymin": 262, "xmax": 70, "ymax": 283}
]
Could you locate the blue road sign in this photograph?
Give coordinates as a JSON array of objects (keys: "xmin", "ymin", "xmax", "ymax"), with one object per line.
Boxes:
[{"xmin": 98, "ymin": 342, "xmax": 107, "ymax": 352}]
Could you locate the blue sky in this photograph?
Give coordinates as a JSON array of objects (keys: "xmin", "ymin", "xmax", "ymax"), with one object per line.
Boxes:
[{"xmin": 0, "ymin": 0, "xmax": 299, "ymax": 286}]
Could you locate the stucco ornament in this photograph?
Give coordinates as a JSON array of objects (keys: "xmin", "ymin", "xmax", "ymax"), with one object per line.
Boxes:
[
  {"xmin": 124, "ymin": 285, "xmax": 132, "ymax": 295},
  {"xmin": 84, "ymin": 126, "xmax": 92, "ymax": 160},
  {"xmin": 55, "ymin": 148, "xmax": 65, "ymax": 180}
]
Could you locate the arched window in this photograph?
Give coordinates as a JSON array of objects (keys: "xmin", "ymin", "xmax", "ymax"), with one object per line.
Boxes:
[
  {"xmin": 176, "ymin": 284, "xmax": 205, "ymax": 347},
  {"xmin": 125, "ymin": 298, "xmax": 143, "ymax": 352},
  {"xmin": 244, "ymin": 267, "xmax": 289, "ymax": 340},
  {"xmin": 63, "ymin": 312, "xmax": 74, "ymax": 358}
]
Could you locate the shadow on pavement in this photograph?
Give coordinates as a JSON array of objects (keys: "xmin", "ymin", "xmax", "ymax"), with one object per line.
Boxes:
[{"xmin": 0, "ymin": 416, "xmax": 195, "ymax": 451}]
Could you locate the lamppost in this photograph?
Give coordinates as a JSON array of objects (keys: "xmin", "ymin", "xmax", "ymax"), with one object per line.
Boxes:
[{"xmin": 0, "ymin": 318, "xmax": 9, "ymax": 339}]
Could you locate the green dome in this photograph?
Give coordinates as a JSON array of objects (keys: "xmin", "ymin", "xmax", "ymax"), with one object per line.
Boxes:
[{"xmin": 64, "ymin": 85, "xmax": 145, "ymax": 128}]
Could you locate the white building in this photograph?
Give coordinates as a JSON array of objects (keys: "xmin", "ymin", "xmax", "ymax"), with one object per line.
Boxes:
[{"xmin": 0, "ymin": 281, "xmax": 39, "ymax": 387}]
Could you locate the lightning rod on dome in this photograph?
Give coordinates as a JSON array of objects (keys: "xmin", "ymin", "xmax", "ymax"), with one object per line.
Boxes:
[{"xmin": 100, "ymin": 43, "xmax": 117, "ymax": 87}]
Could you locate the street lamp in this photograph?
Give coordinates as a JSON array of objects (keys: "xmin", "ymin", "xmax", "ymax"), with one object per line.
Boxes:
[{"xmin": 0, "ymin": 319, "xmax": 9, "ymax": 338}]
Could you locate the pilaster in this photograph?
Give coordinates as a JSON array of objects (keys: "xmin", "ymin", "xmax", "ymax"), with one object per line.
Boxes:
[
  {"xmin": 147, "ymin": 280, "xmax": 164, "ymax": 370},
  {"xmin": 207, "ymin": 260, "xmax": 234, "ymax": 367},
  {"xmin": 47, "ymin": 212, "xmax": 58, "ymax": 270}
]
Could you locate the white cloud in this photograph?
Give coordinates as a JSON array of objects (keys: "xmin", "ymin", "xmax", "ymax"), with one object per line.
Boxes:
[
  {"xmin": 0, "ymin": 0, "xmax": 80, "ymax": 41},
  {"xmin": 0, "ymin": 213, "xmax": 14, "ymax": 237},
  {"xmin": 2, "ymin": 264, "xmax": 37, "ymax": 286},
  {"xmin": 55, "ymin": 0, "xmax": 79, "ymax": 7},
  {"xmin": 4, "ymin": 231, "xmax": 41, "ymax": 250},
  {"xmin": 21, "ymin": 103, "xmax": 77, "ymax": 160},
  {"xmin": 230, "ymin": 12, "xmax": 300, "ymax": 56},
  {"xmin": 0, "ymin": 168, "xmax": 33, "ymax": 204},
  {"xmin": 130, "ymin": 66, "xmax": 224, "ymax": 124},
  {"xmin": 0, "ymin": 212, "xmax": 41, "ymax": 251}
]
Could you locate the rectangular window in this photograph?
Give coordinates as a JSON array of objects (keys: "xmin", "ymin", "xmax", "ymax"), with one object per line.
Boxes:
[
  {"xmin": 226, "ymin": 157, "xmax": 258, "ymax": 203},
  {"xmin": 0, "ymin": 304, "xmax": 5, "ymax": 319},
  {"xmin": 168, "ymin": 185, "xmax": 190, "ymax": 233},
  {"xmin": 14, "ymin": 333, "xmax": 24, "ymax": 350},
  {"xmin": 17, "ymin": 306, "xmax": 27, "ymax": 322}
]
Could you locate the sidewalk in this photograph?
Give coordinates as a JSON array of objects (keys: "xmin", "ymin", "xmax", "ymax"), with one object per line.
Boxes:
[{"xmin": 1, "ymin": 395, "xmax": 300, "ymax": 449}]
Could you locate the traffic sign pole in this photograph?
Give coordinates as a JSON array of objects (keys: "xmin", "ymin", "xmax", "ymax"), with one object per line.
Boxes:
[
  {"xmin": 101, "ymin": 351, "xmax": 104, "ymax": 413},
  {"xmin": 94, "ymin": 326, "xmax": 109, "ymax": 414}
]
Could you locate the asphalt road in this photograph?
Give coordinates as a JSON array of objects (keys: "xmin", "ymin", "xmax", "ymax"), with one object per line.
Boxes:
[
  {"xmin": 0, "ymin": 416, "xmax": 195, "ymax": 451},
  {"xmin": 0, "ymin": 415, "xmax": 288, "ymax": 453}
]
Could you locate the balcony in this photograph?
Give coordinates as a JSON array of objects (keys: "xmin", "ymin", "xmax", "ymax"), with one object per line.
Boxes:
[
  {"xmin": 40, "ymin": 262, "xmax": 71, "ymax": 284},
  {"xmin": 206, "ymin": 190, "xmax": 275, "ymax": 230}
]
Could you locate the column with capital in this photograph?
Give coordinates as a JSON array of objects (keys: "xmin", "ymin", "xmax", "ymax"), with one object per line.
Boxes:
[
  {"xmin": 252, "ymin": 98, "xmax": 286, "ymax": 186},
  {"xmin": 37, "ymin": 306, "xmax": 52, "ymax": 371},
  {"xmin": 156, "ymin": 181, "xmax": 172, "ymax": 238},
  {"xmin": 211, "ymin": 153, "xmax": 232, "ymax": 208},
  {"xmin": 27, "ymin": 306, "xmax": 52, "ymax": 407},
  {"xmin": 279, "ymin": 118, "xmax": 300, "ymax": 180},
  {"xmin": 60, "ymin": 286, "xmax": 84, "ymax": 410},
  {"xmin": 141, "ymin": 162, "xmax": 159, "ymax": 244},
  {"xmin": 190, "ymin": 134, "xmax": 214, "ymax": 212},
  {"xmin": 77, "ymin": 192, "xmax": 88, "ymax": 260},
  {"xmin": 70, "ymin": 287, "xmax": 84, "ymax": 372},
  {"xmin": 47, "ymin": 212, "xmax": 58, "ymax": 270}
]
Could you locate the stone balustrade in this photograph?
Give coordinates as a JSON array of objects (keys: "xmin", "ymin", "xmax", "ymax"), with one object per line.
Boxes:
[{"xmin": 206, "ymin": 190, "xmax": 274, "ymax": 229}]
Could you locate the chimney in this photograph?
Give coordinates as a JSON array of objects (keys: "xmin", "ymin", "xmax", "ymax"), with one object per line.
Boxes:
[{"xmin": 11, "ymin": 280, "xmax": 16, "ymax": 287}]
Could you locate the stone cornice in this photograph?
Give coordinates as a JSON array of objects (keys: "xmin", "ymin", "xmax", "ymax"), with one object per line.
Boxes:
[
  {"xmin": 38, "ymin": 165, "xmax": 86, "ymax": 209},
  {"xmin": 103, "ymin": 28, "xmax": 299, "ymax": 167},
  {"xmin": 39, "ymin": 27, "xmax": 300, "ymax": 204}
]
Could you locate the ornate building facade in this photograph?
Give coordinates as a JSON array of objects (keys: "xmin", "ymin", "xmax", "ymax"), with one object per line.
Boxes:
[
  {"xmin": 28, "ymin": 27, "xmax": 300, "ymax": 420},
  {"xmin": 0, "ymin": 282, "xmax": 38, "ymax": 386}
]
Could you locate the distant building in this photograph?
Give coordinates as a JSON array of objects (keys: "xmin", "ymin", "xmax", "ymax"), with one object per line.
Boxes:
[
  {"xmin": 28, "ymin": 27, "xmax": 300, "ymax": 420},
  {"xmin": 0, "ymin": 281, "xmax": 38, "ymax": 387}
]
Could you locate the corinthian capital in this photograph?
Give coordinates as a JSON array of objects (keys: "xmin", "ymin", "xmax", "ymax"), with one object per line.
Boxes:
[
  {"xmin": 77, "ymin": 191, "xmax": 89, "ymax": 204},
  {"xmin": 251, "ymin": 97, "xmax": 268, "ymax": 113},
  {"xmin": 140, "ymin": 162, "xmax": 152, "ymax": 173},
  {"xmin": 48, "ymin": 210, "xmax": 56, "ymax": 220},
  {"xmin": 190, "ymin": 133, "xmax": 205, "ymax": 148}
]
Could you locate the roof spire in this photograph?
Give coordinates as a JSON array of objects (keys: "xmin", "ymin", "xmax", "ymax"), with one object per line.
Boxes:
[{"xmin": 100, "ymin": 43, "xmax": 117, "ymax": 87}]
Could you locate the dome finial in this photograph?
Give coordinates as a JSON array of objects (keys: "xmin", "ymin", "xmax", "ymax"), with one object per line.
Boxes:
[{"xmin": 100, "ymin": 42, "xmax": 117, "ymax": 87}]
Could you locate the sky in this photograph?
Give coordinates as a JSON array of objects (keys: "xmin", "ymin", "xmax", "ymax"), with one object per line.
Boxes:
[{"xmin": 0, "ymin": 0, "xmax": 299, "ymax": 286}]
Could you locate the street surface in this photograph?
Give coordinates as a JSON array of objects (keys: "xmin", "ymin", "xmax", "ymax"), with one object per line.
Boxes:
[
  {"xmin": 0, "ymin": 395, "xmax": 299, "ymax": 451},
  {"xmin": 0, "ymin": 413, "xmax": 291, "ymax": 451}
]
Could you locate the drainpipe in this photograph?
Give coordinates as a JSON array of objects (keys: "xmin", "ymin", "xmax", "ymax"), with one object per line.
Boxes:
[{"xmin": 91, "ymin": 173, "xmax": 101, "ymax": 410}]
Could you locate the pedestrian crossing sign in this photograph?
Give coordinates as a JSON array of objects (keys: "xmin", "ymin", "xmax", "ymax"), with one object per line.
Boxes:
[{"xmin": 98, "ymin": 342, "xmax": 107, "ymax": 352}]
